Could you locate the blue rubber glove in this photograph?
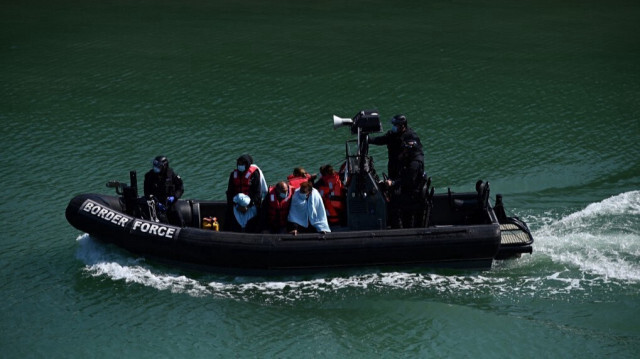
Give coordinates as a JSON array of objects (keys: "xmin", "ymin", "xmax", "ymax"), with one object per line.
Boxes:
[
  {"xmin": 168, "ymin": 196, "xmax": 175, "ymax": 203},
  {"xmin": 157, "ymin": 202, "xmax": 166, "ymax": 211}
]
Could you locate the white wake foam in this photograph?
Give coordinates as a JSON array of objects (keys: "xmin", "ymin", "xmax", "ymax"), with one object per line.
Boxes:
[
  {"xmin": 75, "ymin": 234, "xmax": 210, "ymax": 296},
  {"xmin": 533, "ymin": 191, "xmax": 640, "ymax": 282},
  {"xmin": 555, "ymin": 190, "xmax": 640, "ymax": 231},
  {"xmin": 73, "ymin": 192, "xmax": 640, "ymax": 301}
]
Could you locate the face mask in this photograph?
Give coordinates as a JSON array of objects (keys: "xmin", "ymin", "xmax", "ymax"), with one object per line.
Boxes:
[
  {"xmin": 279, "ymin": 192, "xmax": 287, "ymax": 199},
  {"xmin": 153, "ymin": 166, "xmax": 161, "ymax": 173},
  {"xmin": 237, "ymin": 165, "xmax": 246, "ymax": 172},
  {"xmin": 391, "ymin": 125, "xmax": 398, "ymax": 133}
]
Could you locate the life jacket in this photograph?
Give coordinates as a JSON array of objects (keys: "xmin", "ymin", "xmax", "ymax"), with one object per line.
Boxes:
[
  {"xmin": 267, "ymin": 186, "xmax": 292, "ymax": 229},
  {"xmin": 287, "ymin": 173, "xmax": 311, "ymax": 190},
  {"xmin": 231, "ymin": 165, "xmax": 258, "ymax": 196},
  {"xmin": 316, "ymin": 173, "xmax": 345, "ymax": 225}
]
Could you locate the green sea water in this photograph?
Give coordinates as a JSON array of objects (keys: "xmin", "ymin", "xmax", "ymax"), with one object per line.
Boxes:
[{"xmin": 2, "ymin": 0, "xmax": 639, "ymax": 357}]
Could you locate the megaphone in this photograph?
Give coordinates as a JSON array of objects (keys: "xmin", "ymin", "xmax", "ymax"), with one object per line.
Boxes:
[{"xmin": 333, "ymin": 115, "xmax": 354, "ymax": 129}]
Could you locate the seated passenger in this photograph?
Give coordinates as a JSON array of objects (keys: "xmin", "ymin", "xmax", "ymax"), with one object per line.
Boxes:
[
  {"xmin": 287, "ymin": 167, "xmax": 312, "ymax": 190},
  {"xmin": 287, "ymin": 182, "xmax": 331, "ymax": 235},
  {"xmin": 260, "ymin": 181, "xmax": 293, "ymax": 234},
  {"xmin": 314, "ymin": 164, "xmax": 345, "ymax": 226},
  {"xmin": 228, "ymin": 193, "xmax": 258, "ymax": 233}
]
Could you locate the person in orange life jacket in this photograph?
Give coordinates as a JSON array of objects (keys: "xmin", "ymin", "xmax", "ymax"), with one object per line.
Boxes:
[
  {"xmin": 287, "ymin": 181, "xmax": 331, "ymax": 235},
  {"xmin": 314, "ymin": 164, "xmax": 345, "ymax": 226},
  {"xmin": 226, "ymin": 154, "xmax": 263, "ymax": 207},
  {"xmin": 228, "ymin": 193, "xmax": 258, "ymax": 232},
  {"xmin": 144, "ymin": 155, "xmax": 184, "ymax": 227},
  {"xmin": 287, "ymin": 167, "xmax": 314, "ymax": 190},
  {"xmin": 225, "ymin": 154, "xmax": 265, "ymax": 230},
  {"xmin": 384, "ymin": 136, "xmax": 425, "ymax": 229},
  {"xmin": 369, "ymin": 114, "xmax": 422, "ymax": 179},
  {"xmin": 259, "ymin": 181, "xmax": 292, "ymax": 234}
]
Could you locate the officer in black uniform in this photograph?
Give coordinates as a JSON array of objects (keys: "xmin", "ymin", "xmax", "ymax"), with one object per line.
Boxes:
[
  {"xmin": 144, "ymin": 155, "xmax": 185, "ymax": 226},
  {"xmin": 384, "ymin": 135, "xmax": 425, "ymax": 229},
  {"xmin": 369, "ymin": 114, "xmax": 422, "ymax": 179}
]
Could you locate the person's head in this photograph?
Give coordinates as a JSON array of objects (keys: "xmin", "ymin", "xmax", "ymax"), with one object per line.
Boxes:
[
  {"xmin": 293, "ymin": 167, "xmax": 307, "ymax": 177},
  {"xmin": 320, "ymin": 164, "xmax": 335, "ymax": 177},
  {"xmin": 152, "ymin": 156, "xmax": 168, "ymax": 174},
  {"xmin": 275, "ymin": 181, "xmax": 289, "ymax": 199},
  {"xmin": 236, "ymin": 154, "xmax": 253, "ymax": 172},
  {"xmin": 391, "ymin": 114, "xmax": 407, "ymax": 134},
  {"xmin": 299, "ymin": 181, "xmax": 313, "ymax": 197}
]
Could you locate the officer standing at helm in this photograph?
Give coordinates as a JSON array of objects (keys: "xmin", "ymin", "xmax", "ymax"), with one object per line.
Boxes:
[
  {"xmin": 144, "ymin": 155, "xmax": 184, "ymax": 226},
  {"xmin": 369, "ymin": 114, "xmax": 422, "ymax": 179},
  {"xmin": 384, "ymin": 136, "xmax": 425, "ymax": 228}
]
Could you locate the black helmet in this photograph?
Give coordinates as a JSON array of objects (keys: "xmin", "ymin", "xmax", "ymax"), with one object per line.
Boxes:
[
  {"xmin": 153, "ymin": 156, "xmax": 168, "ymax": 173},
  {"xmin": 391, "ymin": 114, "xmax": 407, "ymax": 126}
]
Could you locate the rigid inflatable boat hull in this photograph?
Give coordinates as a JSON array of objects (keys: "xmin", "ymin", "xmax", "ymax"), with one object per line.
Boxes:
[{"xmin": 66, "ymin": 194, "xmax": 501, "ymax": 272}]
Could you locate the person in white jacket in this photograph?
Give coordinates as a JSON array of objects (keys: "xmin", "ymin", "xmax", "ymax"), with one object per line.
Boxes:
[{"xmin": 287, "ymin": 182, "xmax": 331, "ymax": 235}]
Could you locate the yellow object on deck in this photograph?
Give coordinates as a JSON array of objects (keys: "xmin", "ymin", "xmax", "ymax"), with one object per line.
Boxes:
[{"xmin": 202, "ymin": 216, "xmax": 219, "ymax": 231}]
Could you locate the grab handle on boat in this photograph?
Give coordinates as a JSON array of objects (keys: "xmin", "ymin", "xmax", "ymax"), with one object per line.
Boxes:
[{"xmin": 106, "ymin": 180, "xmax": 125, "ymax": 195}]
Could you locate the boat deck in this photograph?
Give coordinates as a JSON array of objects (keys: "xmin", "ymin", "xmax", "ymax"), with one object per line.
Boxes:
[
  {"xmin": 496, "ymin": 223, "xmax": 534, "ymax": 259},
  {"xmin": 499, "ymin": 223, "xmax": 532, "ymax": 245}
]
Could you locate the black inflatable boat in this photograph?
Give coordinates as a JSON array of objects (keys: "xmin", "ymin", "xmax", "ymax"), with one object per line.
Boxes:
[{"xmin": 66, "ymin": 111, "xmax": 533, "ymax": 273}]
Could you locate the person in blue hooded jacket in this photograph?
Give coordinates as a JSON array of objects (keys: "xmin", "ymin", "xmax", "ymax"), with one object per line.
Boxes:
[{"xmin": 228, "ymin": 193, "xmax": 258, "ymax": 232}]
